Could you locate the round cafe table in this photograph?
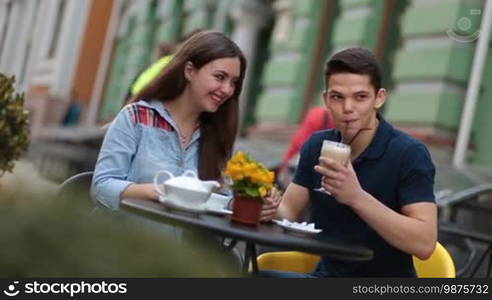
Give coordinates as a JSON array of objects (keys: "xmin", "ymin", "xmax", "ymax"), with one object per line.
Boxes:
[{"xmin": 121, "ymin": 198, "xmax": 373, "ymax": 274}]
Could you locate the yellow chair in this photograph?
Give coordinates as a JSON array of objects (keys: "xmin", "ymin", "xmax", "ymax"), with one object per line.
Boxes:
[
  {"xmin": 257, "ymin": 251, "xmax": 320, "ymax": 273},
  {"xmin": 257, "ymin": 242, "xmax": 456, "ymax": 277},
  {"xmin": 412, "ymin": 242, "xmax": 456, "ymax": 278}
]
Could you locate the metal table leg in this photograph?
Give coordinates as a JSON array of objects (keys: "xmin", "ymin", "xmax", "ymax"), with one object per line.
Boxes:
[{"xmin": 242, "ymin": 241, "xmax": 258, "ymax": 276}]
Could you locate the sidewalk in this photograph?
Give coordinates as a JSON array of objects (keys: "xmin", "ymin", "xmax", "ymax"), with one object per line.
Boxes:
[{"xmin": 1, "ymin": 159, "xmax": 58, "ymax": 199}]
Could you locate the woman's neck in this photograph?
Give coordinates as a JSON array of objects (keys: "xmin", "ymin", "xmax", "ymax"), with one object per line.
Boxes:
[{"xmin": 165, "ymin": 91, "xmax": 200, "ymax": 126}]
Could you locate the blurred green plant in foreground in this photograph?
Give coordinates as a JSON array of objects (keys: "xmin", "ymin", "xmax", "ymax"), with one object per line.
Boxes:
[
  {"xmin": 0, "ymin": 190, "xmax": 240, "ymax": 277},
  {"xmin": 0, "ymin": 73, "xmax": 30, "ymax": 176}
]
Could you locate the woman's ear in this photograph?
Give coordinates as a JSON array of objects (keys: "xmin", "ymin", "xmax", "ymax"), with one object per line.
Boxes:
[{"xmin": 184, "ymin": 61, "xmax": 194, "ymax": 81}]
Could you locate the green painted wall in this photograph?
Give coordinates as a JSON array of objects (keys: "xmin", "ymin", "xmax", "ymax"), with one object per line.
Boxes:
[
  {"xmin": 97, "ymin": 0, "xmax": 492, "ymax": 169},
  {"xmin": 386, "ymin": 0, "xmax": 483, "ymax": 132},
  {"xmin": 312, "ymin": 0, "xmax": 401, "ymax": 106},
  {"xmin": 100, "ymin": 0, "xmax": 160, "ymax": 121},
  {"xmin": 331, "ymin": 0, "xmax": 386, "ymax": 51},
  {"xmin": 393, "ymin": 45, "xmax": 475, "ymax": 82},
  {"xmin": 472, "ymin": 51, "xmax": 492, "ymax": 165},
  {"xmin": 99, "ymin": 0, "xmax": 218, "ymax": 121},
  {"xmin": 385, "ymin": 90, "xmax": 464, "ymax": 130},
  {"xmin": 256, "ymin": 0, "xmax": 332, "ymax": 124}
]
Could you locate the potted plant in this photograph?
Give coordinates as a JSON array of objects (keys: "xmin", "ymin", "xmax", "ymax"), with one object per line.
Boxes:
[
  {"xmin": 0, "ymin": 73, "xmax": 30, "ymax": 180},
  {"xmin": 225, "ymin": 152, "xmax": 275, "ymax": 225}
]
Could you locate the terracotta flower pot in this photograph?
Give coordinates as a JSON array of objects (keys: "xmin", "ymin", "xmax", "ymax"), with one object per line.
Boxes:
[{"xmin": 231, "ymin": 193, "xmax": 263, "ymax": 226}]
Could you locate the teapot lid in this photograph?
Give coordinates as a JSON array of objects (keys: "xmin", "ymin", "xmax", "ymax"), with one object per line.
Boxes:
[{"xmin": 166, "ymin": 176, "xmax": 207, "ymax": 192}]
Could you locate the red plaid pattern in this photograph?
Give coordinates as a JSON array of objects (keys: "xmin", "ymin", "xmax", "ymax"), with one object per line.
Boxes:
[{"xmin": 127, "ymin": 104, "xmax": 173, "ymax": 131}]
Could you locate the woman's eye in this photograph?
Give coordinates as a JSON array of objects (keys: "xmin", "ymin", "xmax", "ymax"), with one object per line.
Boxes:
[{"xmin": 215, "ymin": 74, "xmax": 225, "ymax": 80}]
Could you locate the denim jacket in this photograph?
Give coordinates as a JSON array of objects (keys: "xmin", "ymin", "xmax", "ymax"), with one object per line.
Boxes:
[{"xmin": 91, "ymin": 100, "xmax": 200, "ymax": 209}]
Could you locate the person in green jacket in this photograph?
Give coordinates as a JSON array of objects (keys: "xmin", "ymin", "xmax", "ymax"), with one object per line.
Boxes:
[
  {"xmin": 130, "ymin": 43, "xmax": 175, "ymax": 96},
  {"xmin": 130, "ymin": 30, "xmax": 204, "ymax": 98}
]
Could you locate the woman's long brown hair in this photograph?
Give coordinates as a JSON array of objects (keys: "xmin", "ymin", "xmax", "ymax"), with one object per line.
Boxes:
[{"xmin": 131, "ymin": 31, "xmax": 247, "ymax": 181}]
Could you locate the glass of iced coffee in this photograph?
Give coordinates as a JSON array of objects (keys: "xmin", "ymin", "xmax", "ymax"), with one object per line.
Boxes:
[{"xmin": 314, "ymin": 140, "xmax": 351, "ymax": 194}]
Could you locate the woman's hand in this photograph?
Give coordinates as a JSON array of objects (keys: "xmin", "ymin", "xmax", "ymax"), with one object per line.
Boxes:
[
  {"xmin": 259, "ymin": 187, "xmax": 282, "ymax": 223},
  {"xmin": 122, "ymin": 183, "xmax": 160, "ymax": 202}
]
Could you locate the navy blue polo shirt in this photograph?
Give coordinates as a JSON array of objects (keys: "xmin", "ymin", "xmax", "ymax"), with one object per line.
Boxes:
[{"xmin": 293, "ymin": 114, "xmax": 435, "ymax": 277}]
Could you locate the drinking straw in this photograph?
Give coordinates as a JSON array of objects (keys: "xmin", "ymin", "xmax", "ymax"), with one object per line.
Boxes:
[{"xmin": 346, "ymin": 127, "xmax": 371, "ymax": 145}]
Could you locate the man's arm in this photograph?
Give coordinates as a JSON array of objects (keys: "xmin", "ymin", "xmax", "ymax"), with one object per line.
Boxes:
[
  {"xmin": 260, "ymin": 183, "xmax": 310, "ymax": 222},
  {"xmin": 350, "ymin": 193, "xmax": 437, "ymax": 260},
  {"xmin": 316, "ymin": 158, "xmax": 437, "ymax": 260},
  {"xmin": 277, "ymin": 183, "xmax": 311, "ymax": 221}
]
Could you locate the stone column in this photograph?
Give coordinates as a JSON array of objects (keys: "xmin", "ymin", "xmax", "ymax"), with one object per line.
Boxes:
[{"xmin": 230, "ymin": 0, "xmax": 273, "ymax": 133}]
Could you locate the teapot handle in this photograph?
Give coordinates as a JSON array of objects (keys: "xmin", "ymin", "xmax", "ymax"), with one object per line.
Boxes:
[
  {"xmin": 153, "ymin": 170, "xmax": 174, "ymax": 197},
  {"xmin": 182, "ymin": 169, "xmax": 198, "ymax": 178}
]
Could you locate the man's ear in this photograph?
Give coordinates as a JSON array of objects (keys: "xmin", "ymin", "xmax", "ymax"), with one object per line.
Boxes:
[
  {"xmin": 184, "ymin": 61, "xmax": 194, "ymax": 81},
  {"xmin": 375, "ymin": 88, "xmax": 387, "ymax": 109}
]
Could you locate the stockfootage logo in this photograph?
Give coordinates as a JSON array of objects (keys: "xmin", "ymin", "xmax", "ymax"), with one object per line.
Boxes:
[
  {"xmin": 447, "ymin": 9, "xmax": 482, "ymax": 42},
  {"xmin": 3, "ymin": 281, "xmax": 20, "ymax": 297}
]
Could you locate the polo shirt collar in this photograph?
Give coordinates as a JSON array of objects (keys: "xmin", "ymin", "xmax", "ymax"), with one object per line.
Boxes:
[{"xmin": 356, "ymin": 113, "xmax": 393, "ymax": 161}]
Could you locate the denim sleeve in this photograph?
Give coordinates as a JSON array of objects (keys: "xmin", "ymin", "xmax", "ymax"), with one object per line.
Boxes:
[{"xmin": 91, "ymin": 107, "xmax": 139, "ymax": 209}]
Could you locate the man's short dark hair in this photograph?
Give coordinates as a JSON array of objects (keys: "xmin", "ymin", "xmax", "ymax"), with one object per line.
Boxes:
[{"xmin": 324, "ymin": 47, "xmax": 382, "ymax": 92}]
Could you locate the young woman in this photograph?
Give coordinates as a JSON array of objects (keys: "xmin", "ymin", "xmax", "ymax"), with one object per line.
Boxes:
[{"xmin": 91, "ymin": 31, "xmax": 247, "ymax": 210}]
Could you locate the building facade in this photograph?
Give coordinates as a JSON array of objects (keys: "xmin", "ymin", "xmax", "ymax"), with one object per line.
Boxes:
[{"xmin": 1, "ymin": 0, "xmax": 491, "ymax": 179}]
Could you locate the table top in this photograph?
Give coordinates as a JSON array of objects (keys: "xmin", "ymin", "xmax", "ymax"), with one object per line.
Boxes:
[{"xmin": 121, "ymin": 198, "xmax": 373, "ymax": 262}]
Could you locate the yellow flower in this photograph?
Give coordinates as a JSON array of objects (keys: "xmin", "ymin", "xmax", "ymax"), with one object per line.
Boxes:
[
  {"xmin": 231, "ymin": 151, "xmax": 246, "ymax": 164},
  {"xmin": 225, "ymin": 164, "xmax": 242, "ymax": 180},
  {"xmin": 243, "ymin": 163, "xmax": 256, "ymax": 177},
  {"xmin": 251, "ymin": 171, "xmax": 264, "ymax": 184},
  {"xmin": 225, "ymin": 151, "xmax": 277, "ymax": 197},
  {"xmin": 259, "ymin": 186, "xmax": 267, "ymax": 197}
]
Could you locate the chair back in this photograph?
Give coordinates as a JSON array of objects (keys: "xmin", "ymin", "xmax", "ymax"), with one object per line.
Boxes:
[
  {"xmin": 58, "ymin": 171, "xmax": 95, "ymax": 207},
  {"xmin": 413, "ymin": 242, "xmax": 456, "ymax": 278}
]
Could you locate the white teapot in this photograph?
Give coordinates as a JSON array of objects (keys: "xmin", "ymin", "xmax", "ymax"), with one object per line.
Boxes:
[{"xmin": 153, "ymin": 169, "xmax": 220, "ymax": 211}]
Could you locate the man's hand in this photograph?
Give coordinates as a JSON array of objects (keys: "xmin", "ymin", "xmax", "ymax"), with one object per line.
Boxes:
[
  {"xmin": 259, "ymin": 187, "xmax": 282, "ymax": 222},
  {"xmin": 314, "ymin": 157, "xmax": 366, "ymax": 206}
]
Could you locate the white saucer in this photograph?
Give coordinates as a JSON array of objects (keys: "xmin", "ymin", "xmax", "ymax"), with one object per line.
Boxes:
[
  {"xmin": 159, "ymin": 196, "xmax": 207, "ymax": 214},
  {"xmin": 272, "ymin": 219, "xmax": 322, "ymax": 236},
  {"xmin": 205, "ymin": 207, "xmax": 233, "ymax": 215},
  {"xmin": 204, "ymin": 193, "xmax": 232, "ymax": 215}
]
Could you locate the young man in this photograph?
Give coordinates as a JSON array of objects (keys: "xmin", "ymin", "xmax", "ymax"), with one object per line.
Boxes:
[{"xmin": 260, "ymin": 47, "xmax": 437, "ymax": 277}]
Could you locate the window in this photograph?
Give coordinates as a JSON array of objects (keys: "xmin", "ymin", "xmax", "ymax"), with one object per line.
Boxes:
[
  {"xmin": 47, "ymin": 0, "xmax": 67, "ymax": 58},
  {"xmin": 0, "ymin": 0, "xmax": 13, "ymax": 58}
]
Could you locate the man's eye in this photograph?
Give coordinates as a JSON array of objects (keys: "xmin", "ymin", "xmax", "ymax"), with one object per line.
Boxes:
[
  {"xmin": 330, "ymin": 95, "xmax": 342, "ymax": 100},
  {"xmin": 356, "ymin": 95, "xmax": 367, "ymax": 101}
]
